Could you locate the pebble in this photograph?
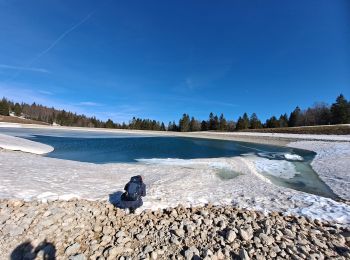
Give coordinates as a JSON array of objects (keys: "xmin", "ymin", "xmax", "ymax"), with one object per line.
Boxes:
[{"xmin": 0, "ymin": 199, "xmax": 348, "ymax": 259}]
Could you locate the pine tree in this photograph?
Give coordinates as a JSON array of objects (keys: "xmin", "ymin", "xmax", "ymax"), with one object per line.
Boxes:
[
  {"xmin": 13, "ymin": 103, "xmax": 22, "ymax": 116},
  {"xmin": 242, "ymin": 113, "xmax": 250, "ymax": 129},
  {"xmin": 288, "ymin": 106, "xmax": 301, "ymax": 127},
  {"xmin": 219, "ymin": 113, "xmax": 227, "ymax": 131},
  {"xmin": 279, "ymin": 113, "xmax": 289, "ymax": 127},
  {"xmin": 208, "ymin": 112, "xmax": 216, "ymax": 130},
  {"xmin": 105, "ymin": 119, "xmax": 114, "ymax": 128},
  {"xmin": 201, "ymin": 120, "xmax": 208, "ymax": 131},
  {"xmin": 330, "ymin": 94, "xmax": 349, "ymax": 124},
  {"xmin": 189, "ymin": 117, "xmax": 200, "ymax": 131},
  {"xmin": 0, "ymin": 98, "xmax": 10, "ymax": 116},
  {"xmin": 266, "ymin": 116, "xmax": 279, "ymax": 128},
  {"xmin": 249, "ymin": 113, "xmax": 262, "ymax": 129},
  {"xmin": 179, "ymin": 114, "xmax": 190, "ymax": 132},
  {"xmin": 236, "ymin": 116, "xmax": 245, "ymax": 130}
]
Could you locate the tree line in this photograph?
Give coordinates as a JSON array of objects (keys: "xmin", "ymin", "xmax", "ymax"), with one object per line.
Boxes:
[{"xmin": 0, "ymin": 94, "xmax": 349, "ymax": 131}]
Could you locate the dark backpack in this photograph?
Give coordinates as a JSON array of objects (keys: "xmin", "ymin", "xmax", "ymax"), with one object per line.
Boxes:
[{"xmin": 126, "ymin": 181, "xmax": 141, "ymax": 201}]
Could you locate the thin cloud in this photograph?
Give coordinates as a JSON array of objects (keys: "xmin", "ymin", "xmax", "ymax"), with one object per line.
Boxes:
[
  {"xmin": 31, "ymin": 11, "xmax": 95, "ymax": 64},
  {"xmin": 38, "ymin": 90, "xmax": 54, "ymax": 95},
  {"xmin": 0, "ymin": 64, "xmax": 49, "ymax": 73},
  {"xmin": 79, "ymin": 101, "xmax": 102, "ymax": 106},
  {"xmin": 4, "ymin": 11, "xmax": 95, "ymax": 83}
]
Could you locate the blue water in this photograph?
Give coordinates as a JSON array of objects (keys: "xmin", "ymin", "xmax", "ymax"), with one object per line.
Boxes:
[{"xmin": 0, "ymin": 127, "xmax": 338, "ymax": 199}]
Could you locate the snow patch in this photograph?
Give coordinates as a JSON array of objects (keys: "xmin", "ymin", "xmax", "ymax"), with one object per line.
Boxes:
[
  {"xmin": 0, "ymin": 133, "xmax": 54, "ymax": 154},
  {"xmin": 286, "ymin": 194, "xmax": 350, "ymax": 224},
  {"xmin": 250, "ymin": 155, "xmax": 298, "ymax": 179},
  {"xmin": 284, "ymin": 153, "xmax": 303, "ymax": 161}
]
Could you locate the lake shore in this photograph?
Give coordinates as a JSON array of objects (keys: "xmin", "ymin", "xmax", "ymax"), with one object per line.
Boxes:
[
  {"xmin": 1, "ymin": 200, "xmax": 349, "ymax": 259},
  {"xmin": 0, "ymin": 123, "xmax": 349, "ymax": 222},
  {"xmin": 1, "ymin": 123, "xmax": 350, "ymax": 258}
]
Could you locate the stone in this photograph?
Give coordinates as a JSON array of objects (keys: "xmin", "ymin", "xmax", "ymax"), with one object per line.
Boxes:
[
  {"xmin": 65, "ymin": 243, "xmax": 81, "ymax": 256},
  {"xmin": 239, "ymin": 248, "xmax": 250, "ymax": 260},
  {"xmin": 69, "ymin": 254, "xmax": 86, "ymax": 260},
  {"xmin": 259, "ymin": 233, "xmax": 274, "ymax": 245},
  {"xmin": 143, "ymin": 245, "xmax": 153, "ymax": 254},
  {"xmin": 239, "ymin": 228, "xmax": 253, "ymax": 241},
  {"xmin": 226, "ymin": 230, "xmax": 236, "ymax": 242}
]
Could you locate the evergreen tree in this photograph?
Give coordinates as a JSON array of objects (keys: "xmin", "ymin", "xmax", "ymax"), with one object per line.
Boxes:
[
  {"xmin": 242, "ymin": 113, "xmax": 250, "ymax": 129},
  {"xmin": 219, "ymin": 113, "xmax": 227, "ymax": 131},
  {"xmin": 160, "ymin": 122, "xmax": 166, "ymax": 131},
  {"xmin": 179, "ymin": 113, "xmax": 190, "ymax": 132},
  {"xmin": 105, "ymin": 119, "xmax": 114, "ymax": 128},
  {"xmin": 330, "ymin": 94, "xmax": 349, "ymax": 124},
  {"xmin": 200, "ymin": 120, "xmax": 208, "ymax": 131},
  {"xmin": 288, "ymin": 106, "xmax": 301, "ymax": 127},
  {"xmin": 208, "ymin": 112, "xmax": 217, "ymax": 130},
  {"xmin": 279, "ymin": 113, "xmax": 289, "ymax": 127},
  {"xmin": 226, "ymin": 120, "xmax": 235, "ymax": 131},
  {"xmin": 266, "ymin": 116, "xmax": 280, "ymax": 128},
  {"xmin": 189, "ymin": 117, "xmax": 201, "ymax": 131},
  {"xmin": 236, "ymin": 117, "xmax": 245, "ymax": 130},
  {"xmin": 0, "ymin": 98, "xmax": 10, "ymax": 116},
  {"xmin": 249, "ymin": 113, "xmax": 262, "ymax": 129}
]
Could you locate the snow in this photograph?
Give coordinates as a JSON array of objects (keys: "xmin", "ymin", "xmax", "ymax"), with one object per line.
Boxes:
[
  {"xmin": 0, "ymin": 133, "xmax": 54, "ymax": 154},
  {"xmin": 250, "ymin": 155, "xmax": 298, "ymax": 179},
  {"xmin": 284, "ymin": 153, "xmax": 303, "ymax": 161},
  {"xmin": 286, "ymin": 194, "xmax": 350, "ymax": 224},
  {"xmin": 288, "ymin": 141, "xmax": 350, "ymax": 200},
  {"xmin": 0, "ymin": 128, "xmax": 349, "ymax": 225}
]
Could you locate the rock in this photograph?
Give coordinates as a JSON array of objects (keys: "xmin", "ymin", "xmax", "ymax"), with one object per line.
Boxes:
[
  {"xmin": 239, "ymin": 228, "xmax": 253, "ymax": 241},
  {"xmin": 259, "ymin": 233, "xmax": 274, "ymax": 245},
  {"xmin": 239, "ymin": 248, "xmax": 250, "ymax": 260},
  {"xmin": 150, "ymin": 251, "xmax": 158, "ymax": 259},
  {"xmin": 69, "ymin": 254, "xmax": 86, "ymax": 260},
  {"xmin": 174, "ymin": 228, "xmax": 185, "ymax": 237},
  {"xmin": 200, "ymin": 210, "xmax": 209, "ymax": 217},
  {"xmin": 65, "ymin": 243, "xmax": 81, "ymax": 256},
  {"xmin": 283, "ymin": 229, "xmax": 295, "ymax": 238},
  {"xmin": 226, "ymin": 230, "xmax": 236, "ymax": 242},
  {"xmin": 143, "ymin": 245, "xmax": 153, "ymax": 254}
]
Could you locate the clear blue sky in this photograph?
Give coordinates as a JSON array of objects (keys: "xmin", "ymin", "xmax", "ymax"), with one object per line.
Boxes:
[{"xmin": 0, "ymin": 0, "xmax": 349, "ymax": 123}]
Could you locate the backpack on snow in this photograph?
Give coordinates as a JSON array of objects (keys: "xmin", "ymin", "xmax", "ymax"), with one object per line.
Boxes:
[{"xmin": 126, "ymin": 181, "xmax": 141, "ymax": 201}]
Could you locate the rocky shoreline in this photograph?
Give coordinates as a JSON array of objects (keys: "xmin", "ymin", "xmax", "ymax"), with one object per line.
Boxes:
[{"xmin": 1, "ymin": 199, "xmax": 349, "ymax": 259}]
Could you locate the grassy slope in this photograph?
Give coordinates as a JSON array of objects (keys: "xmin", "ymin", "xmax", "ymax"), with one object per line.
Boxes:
[
  {"xmin": 0, "ymin": 115, "xmax": 49, "ymax": 125},
  {"xmin": 240, "ymin": 124, "xmax": 350, "ymax": 135}
]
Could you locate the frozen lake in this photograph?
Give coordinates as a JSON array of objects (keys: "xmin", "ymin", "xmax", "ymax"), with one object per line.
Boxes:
[{"xmin": 0, "ymin": 127, "xmax": 338, "ymax": 199}]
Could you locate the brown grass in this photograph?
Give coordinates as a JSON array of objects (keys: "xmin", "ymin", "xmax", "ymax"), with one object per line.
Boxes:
[
  {"xmin": 0, "ymin": 115, "xmax": 49, "ymax": 125},
  {"xmin": 240, "ymin": 124, "xmax": 350, "ymax": 135}
]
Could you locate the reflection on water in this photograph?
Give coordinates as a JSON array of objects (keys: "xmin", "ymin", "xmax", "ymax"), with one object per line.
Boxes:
[{"xmin": 0, "ymin": 127, "xmax": 338, "ymax": 199}]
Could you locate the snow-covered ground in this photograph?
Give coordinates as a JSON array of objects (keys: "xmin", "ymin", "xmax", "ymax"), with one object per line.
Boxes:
[
  {"xmin": 289, "ymin": 141, "xmax": 350, "ymax": 200},
  {"xmin": 0, "ymin": 126, "xmax": 349, "ymax": 225},
  {"xmin": 0, "ymin": 133, "xmax": 53, "ymax": 154}
]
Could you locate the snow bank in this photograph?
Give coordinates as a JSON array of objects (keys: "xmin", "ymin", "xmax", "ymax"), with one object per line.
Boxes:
[
  {"xmin": 288, "ymin": 141, "xmax": 350, "ymax": 200},
  {"xmin": 286, "ymin": 194, "xmax": 350, "ymax": 224},
  {"xmin": 252, "ymin": 156, "xmax": 298, "ymax": 179},
  {"xmin": 0, "ymin": 133, "xmax": 54, "ymax": 154}
]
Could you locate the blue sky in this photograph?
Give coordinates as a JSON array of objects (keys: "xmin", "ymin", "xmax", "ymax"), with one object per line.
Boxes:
[{"xmin": 0, "ymin": 0, "xmax": 349, "ymax": 123}]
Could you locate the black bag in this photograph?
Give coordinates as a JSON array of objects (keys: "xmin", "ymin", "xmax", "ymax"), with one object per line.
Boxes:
[{"xmin": 126, "ymin": 181, "xmax": 141, "ymax": 201}]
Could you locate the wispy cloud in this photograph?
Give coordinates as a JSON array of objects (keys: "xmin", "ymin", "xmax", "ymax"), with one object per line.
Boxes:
[
  {"xmin": 30, "ymin": 11, "xmax": 95, "ymax": 64},
  {"xmin": 4, "ymin": 11, "xmax": 95, "ymax": 83},
  {"xmin": 38, "ymin": 90, "xmax": 54, "ymax": 95},
  {"xmin": 78, "ymin": 101, "xmax": 102, "ymax": 106},
  {"xmin": 0, "ymin": 64, "xmax": 49, "ymax": 73}
]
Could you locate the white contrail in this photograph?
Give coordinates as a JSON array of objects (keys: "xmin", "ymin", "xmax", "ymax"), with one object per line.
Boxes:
[
  {"xmin": 0, "ymin": 64, "xmax": 49, "ymax": 73},
  {"xmin": 3, "ymin": 11, "xmax": 95, "ymax": 82},
  {"xmin": 30, "ymin": 11, "xmax": 95, "ymax": 64}
]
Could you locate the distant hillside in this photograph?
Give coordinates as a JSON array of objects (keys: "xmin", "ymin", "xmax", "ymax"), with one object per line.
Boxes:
[
  {"xmin": 0, "ymin": 115, "xmax": 49, "ymax": 125},
  {"xmin": 240, "ymin": 124, "xmax": 350, "ymax": 135}
]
